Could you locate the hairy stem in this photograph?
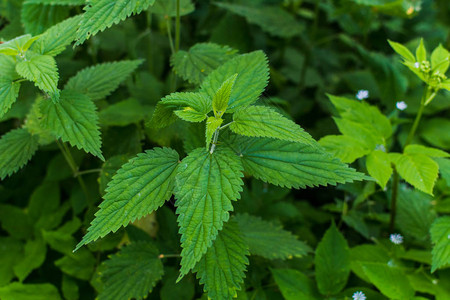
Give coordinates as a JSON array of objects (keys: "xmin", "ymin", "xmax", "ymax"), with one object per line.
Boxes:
[
  {"xmin": 210, "ymin": 130, "xmax": 220, "ymax": 154},
  {"xmin": 57, "ymin": 141, "xmax": 92, "ymax": 206},
  {"xmin": 74, "ymin": 168, "xmax": 102, "ymax": 177}
]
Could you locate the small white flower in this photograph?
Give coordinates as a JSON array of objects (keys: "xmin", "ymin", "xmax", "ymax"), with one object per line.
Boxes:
[
  {"xmin": 414, "ymin": 62, "xmax": 420, "ymax": 68},
  {"xmin": 375, "ymin": 144, "xmax": 386, "ymax": 152},
  {"xmin": 352, "ymin": 291, "xmax": 366, "ymax": 300},
  {"xmin": 396, "ymin": 101, "xmax": 407, "ymax": 111},
  {"xmin": 356, "ymin": 90, "xmax": 369, "ymax": 100},
  {"xmin": 390, "ymin": 233, "xmax": 403, "ymax": 245}
]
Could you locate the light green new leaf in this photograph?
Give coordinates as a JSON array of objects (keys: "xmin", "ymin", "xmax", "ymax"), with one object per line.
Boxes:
[
  {"xmin": 319, "ymin": 135, "xmax": 369, "ymax": 163},
  {"xmin": 75, "ymin": 148, "xmax": 178, "ymax": 250},
  {"xmin": 271, "ymin": 269, "xmax": 320, "ymax": 300},
  {"xmin": 0, "ymin": 282, "xmax": 61, "ymax": 300},
  {"xmin": 201, "ymin": 51, "xmax": 269, "ymax": 113},
  {"xmin": 430, "ymin": 217, "xmax": 450, "ymax": 273},
  {"xmin": 16, "ymin": 52, "xmax": 59, "ymax": 97},
  {"xmin": 0, "ymin": 77, "xmax": 21, "ymax": 118},
  {"xmin": 213, "ymin": 74, "xmax": 237, "ymax": 117},
  {"xmin": 39, "ymin": 90, "xmax": 104, "ymax": 160},
  {"xmin": 416, "ymin": 38, "xmax": 427, "ymax": 62},
  {"xmin": 361, "ymin": 262, "xmax": 414, "ymax": 299},
  {"xmin": 149, "ymin": 0, "xmax": 194, "ymax": 17},
  {"xmin": 390, "ymin": 152, "xmax": 439, "ymax": 195},
  {"xmin": 315, "ymin": 222, "xmax": 350, "ymax": 295},
  {"xmin": 193, "ymin": 221, "xmax": 249, "ymax": 300},
  {"xmin": 24, "ymin": 0, "xmax": 85, "ymax": 5},
  {"xmin": 65, "ymin": 60, "xmax": 143, "ymax": 101},
  {"xmin": 366, "ymin": 150, "xmax": 392, "ymax": 189},
  {"xmin": 13, "ymin": 238, "xmax": 47, "ymax": 282},
  {"xmin": 231, "ymin": 105, "xmax": 314, "ymax": 145},
  {"xmin": 75, "ymin": 0, "xmax": 156, "ymax": 45},
  {"xmin": 227, "ymin": 137, "xmax": 366, "ymax": 189},
  {"xmin": 215, "ymin": 3, "xmax": 303, "ymax": 38},
  {"xmin": 0, "ymin": 34, "xmax": 40, "ymax": 55},
  {"xmin": 32, "ymin": 15, "xmax": 83, "ymax": 56},
  {"xmin": 205, "ymin": 116, "xmax": 223, "ymax": 149},
  {"xmin": 431, "ymin": 44, "xmax": 449, "ymax": 75},
  {"xmin": 333, "ymin": 118, "xmax": 378, "ymax": 149},
  {"xmin": 234, "ymin": 213, "xmax": 311, "ymax": 259},
  {"xmin": 175, "ymin": 147, "xmax": 244, "ymax": 277},
  {"xmin": 404, "ymin": 144, "xmax": 449, "ymax": 158},
  {"xmin": 388, "ymin": 40, "xmax": 415, "ymax": 62},
  {"xmin": 0, "ymin": 128, "xmax": 39, "ymax": 180},
  {"xmin": 98, "ymin": 242, "xmax": 164, "ymax": 300},
  {"xmin": 171, "ymin": 43, "xmax": 237, "ymax": 84},
  {"xmin": 161, "ymin": 92, "xmax": 211, "ymax": 122}
]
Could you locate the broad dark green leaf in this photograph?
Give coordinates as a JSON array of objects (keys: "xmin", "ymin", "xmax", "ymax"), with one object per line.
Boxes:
[
  {"xmin": 175, "ymin": 147, "xmax": 244, "ymax": 277},
  {"xmin": 430, "ymin": 217, "xmax": 450, "ymax": 272},
  {"xmin": 0, "ymin": 77, "xmax": 21, "ymax": 118},
  {"xmin": 76, "ymin": 148, "xmax": 179, "ymax": 250},
  {"xmin": 0, "ymin": 282, "xmax": 61, "ymax": 300},
  {"xmin": 40, "ymin": 90, "xmax": 104, "ymax": 160},
  {"xmin": 99, "ymin": 242, "xmax": 164, "ymax": 300},
  {"xmin": 271, "ymin": 269, "xmax": 320, "ymax": 300},
  {"xmin": 193, "ymin": 221, "xmax": 249, "ymax": 300},
  {"xmin": 0, "ymin": 128, "xmax": 39, "ymax": 180},
  {"xmin": 234, "ymin": 213, "xmax": 311, "ymax": 259}
]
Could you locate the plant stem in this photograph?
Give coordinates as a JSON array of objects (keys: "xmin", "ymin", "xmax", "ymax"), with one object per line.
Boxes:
[
  {"xmin": 389, "ymin": 87, "xmax": 428, "ymax": 232},
  {"xmin": 165, "ymin": 17, "xmax": 175, "ymax": 55},
  {"xmin": 210, "ymin": 130, "xmax": 220, "ymax": 154},
  {"xmin": 158, "ymin": 253, "xmax": 180, "ymax": 259},
  {"xmin": 175, "ymin": 0, "xmax": 181, "ymax": 52},
  {"xmin": 56, "ymin": 140, "xmax": 92, "ymax": 206},
  {"xmin": 74, "ymin": 168, "xmax": 102, "ymax": 177}
]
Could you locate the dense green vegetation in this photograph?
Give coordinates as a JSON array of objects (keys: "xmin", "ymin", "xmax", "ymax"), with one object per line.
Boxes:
[{"xmin": 0, "ymin": 0, "xmax": 449, "ymax": 299}]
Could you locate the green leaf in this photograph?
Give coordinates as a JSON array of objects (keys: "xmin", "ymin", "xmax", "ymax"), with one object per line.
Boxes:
[
  {"xmin": 99, "ymin": 98, "xmax": 145, "ymax": 126},
  {"xmin": 416, "ymin": 38, "xmax": 427, "ymax": 62},
  {"xmin": 366, "ymin": 150, "xmax": 392, "ymax": 189},
  {"xmin": 271, "ymin": 268, "xmax": 320, "ymax": 300},
  {"xmin": 21, "ymin": 3, "xmax": 69, "ymax": 35},
  {"xmin": 215, "ymin": 3, "xmax": 303, "ymax": 38},
  {"xmin": 430, "ymin": 217, "xmax": 450, "ymax": 272},
  {"xmin": 193, "ymin": 220, "xmax": 249, "ymax": 299},
  {"xmin": 40, "ymin": 90, "xmax": 104, "ymax": 159},
  {"xmin": 213, "ymin": 74, "xmax": 237, "ymax": 117},
  {"xmin": 13, "ymin": 238, "xmax": 46, "ymax": 282},
  {"xmin": 227, "ymin": 137, "xmax": 366, "ymax": 189},
  {"xmin": 205, "ymin": 116, "xmax": 223, "ymax": 149},
  {"xmin": 390, "ymin": 152, "xmax": 439, "ymax": 195},
  {"xmin": 315, "ymin": 222, "xmax": 350, "ymax": 295},
  {"xmin": 175, "ymin": 147, "xmax": 244, "ymax": 277},
  {"xmin": 171, "ymin": 43, "xmax": 237, "ymax": 84},
  {"xmin": 350, "ymin": 244, "xmax": 390, "ymax": 283},
  {"xmin": 98, "ymin": 242, "xmax": 164, "ymax": 300},
  {"xmin": 0, "ymin": 54, "xmax": 18, "ymax": 78},
  {"xmin": 200, "ymin": 51, "xmax": 269, "ymax": 113},
  {"xmin": 0, "ymin": 237, "xmax": 23, "ymax": 286},
  {"xmin": 231, "ymin": 105, "xmax": 314, "ymax": 145},
  {"xmin": 0, "ymin": 128, "xmax": 39, "ymax": 180},
  {"xmin": 32, "ymin": 15, "xmax": 83, "ymax": 56},
  {"xmin": 319, "ymin": 135, "xmax": 370, "ymax": 163},
  {"xmin": 16, "ymin": 52, "xmax": 59, "ymax": 97},
  {"xmin": 75, "ymin": 148, "xmax": 179, "ymax": 250},
  {"xmin": 361, "ymin": 262, "xmax": 414, "ymax": 299},
  {"xmin": 75, "ymin": 0, "xmax": 156, "ymax": 45},
  {"xmin": 24, "ymin": 97, "xmax": 55, "ymax": 145},
  {"xmin": 333, "ymin": 118, "xmax": 378, "ymax": 149},
  {"xmin": 435, "ymin": 158, "xmax": 450, "ymax": 186},
  {"xmin": 147, "ymin": 102, "xmax": 178, "ymax": 129},
  {"xmin": 61, "ymin": 275, "xmax": 79, "ymax": 300},
  {"xmin": 0, "ymin": 204, "xmax": 34, "ymax": 239},
  {"xmin": 0, "ymin": 282, "xmax": 61, "ymax": 300},
  {"xmin": 0, "ymin": 77, "xmax": 21, "ymax": 118},
  {"xmin": 149, "ymin": 0, "xmax": 194, "ymax": 17},
  {"xmin": 388, "ymin": 40, "xmax": 415, "ymax": 62},
  {"xmin": 431, "ymin": 44, "xmax": 449, "ymax": 74},
  {"xmin": 65, "ymin": 60, "xmax": 143, "ymax": 101},
  {"xmin": 404, "ymin": 144, "xmax": 449, "ymax": 158},
  {"xmin": 0, "ymin": 34, "xmax": 40, "ymax": 55},
  {"xmin": 234, "ymin": 213, "xmax": 311, "ymax": 259},
  {"xmin": 396, "ymin": 187, "xmax": 436, "ymax": 242},
  {"xmin": 55, "ymin": 248, "xmax": 96, "ymax": 280},
  {"xmin": 160, "ymin": 92, "xmax": 211, "ymax": 123},
  {"xmin": 420, "ymin": 118, "xmax": 450, "ymax": 149}
]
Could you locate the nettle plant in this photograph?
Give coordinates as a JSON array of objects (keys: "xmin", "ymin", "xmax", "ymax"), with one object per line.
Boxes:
[{"xmin": 0, "ymin": 1, "xmax": 368, "ymax": 299}]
